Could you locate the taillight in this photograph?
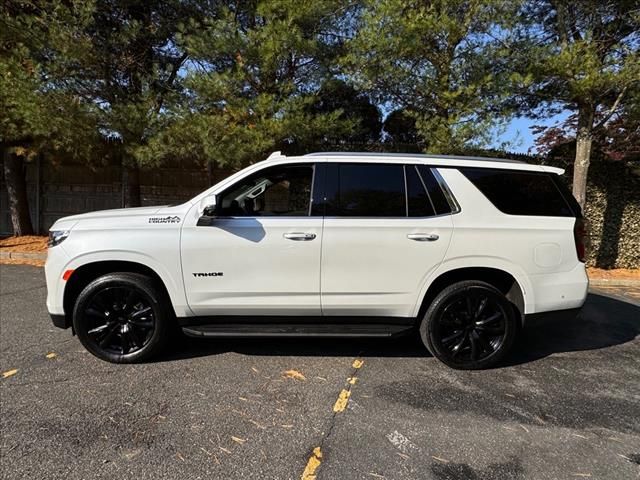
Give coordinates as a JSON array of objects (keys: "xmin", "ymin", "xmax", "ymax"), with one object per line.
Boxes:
[{"xmin": 574, "ymin": 218, "xmax": 589, "ymax": 263}]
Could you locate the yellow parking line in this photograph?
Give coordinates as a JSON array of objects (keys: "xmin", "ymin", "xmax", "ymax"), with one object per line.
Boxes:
[
  {"xmin": 333, "ymin": 389, "xmax": 351, "ymax": 413},
  {"xmin": 301, "ymin": 447, "xmax": 323, "ymax": 480}
]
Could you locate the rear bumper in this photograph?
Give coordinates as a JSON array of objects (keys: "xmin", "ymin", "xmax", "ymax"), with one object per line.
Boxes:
[{"xmin": 527, "ymin": 263, "xmax": 589, "ymax": 314}]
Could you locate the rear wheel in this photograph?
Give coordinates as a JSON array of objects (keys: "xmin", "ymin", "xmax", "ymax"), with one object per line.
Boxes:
[
  {"xmin": 420, "ymin": 280, "xmax": 518, "ymax": 370},
  {"xmin": 73, "ymin": 273, "xmax": 171, "ymax": 363}
]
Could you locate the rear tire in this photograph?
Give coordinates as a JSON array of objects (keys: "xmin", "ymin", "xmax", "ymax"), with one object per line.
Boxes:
[
  {"xmin": 419, "ymin": 280, "xmax": 518, "ymax": 370},
  {"xmin": 73, "ymin": 272, "xmax": 171, "ymax": 363}
]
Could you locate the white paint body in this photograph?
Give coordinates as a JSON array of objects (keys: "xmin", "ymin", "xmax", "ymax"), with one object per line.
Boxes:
[{"xmin": 45, "ymin": 153, "xmax": 588, "ymax": 320}]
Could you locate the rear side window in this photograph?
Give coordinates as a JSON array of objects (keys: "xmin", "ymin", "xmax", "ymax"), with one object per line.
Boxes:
[
  {"xmin": 324, "ymin": 164, "xmax": 405, "ymax": 216},
  {"xmin": 460, "ymin": 167, "xmax": 574, "ymax": 217},
  {"xmin": 406, "ymin": 165, "xmax": 436, "ymax": 217},
  {"xmin": 417, "ymin": 165, "xmax": 454, "ymax": 215}
]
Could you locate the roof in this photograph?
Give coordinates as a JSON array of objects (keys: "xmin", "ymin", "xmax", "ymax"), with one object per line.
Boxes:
[{"xmin": 263, "ymin": 151, "xmax": 563, "ymax": 174}]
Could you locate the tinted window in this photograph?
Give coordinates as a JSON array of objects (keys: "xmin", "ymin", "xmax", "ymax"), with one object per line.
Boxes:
[
  {"xmin": 406, "ymin": 165, "xmax": 436, "ymax": 217},
  {"xmin": 219, "ymin": 164, "xmax": 313, "ymax": 216},
  {"xmin": 460, "ymin": 167, "xmax": 574, "ymax": 217},
  {"xmin": 325, "ymin": 164, "xmax": 405, "ymax": 217},
  {"xmin": 417, "ymin": 165, "xmax": 453, "ymax": 215}
]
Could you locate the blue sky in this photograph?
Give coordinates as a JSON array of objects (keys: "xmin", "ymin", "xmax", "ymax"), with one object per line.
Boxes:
[{"xmin": 497, "ymin": 112, "xmax": 570, "ymax": 154}]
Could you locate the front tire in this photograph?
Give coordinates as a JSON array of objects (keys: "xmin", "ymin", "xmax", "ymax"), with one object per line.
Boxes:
[
  {"xmin": 73, "ymin": 273, "xmax": 171, "ymax": 363},
  {"xmin": 420, "ymin": 280, "xmax": 518, "ymax": 370}
]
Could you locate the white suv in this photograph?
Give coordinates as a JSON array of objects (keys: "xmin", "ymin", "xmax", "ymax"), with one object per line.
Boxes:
[{"xmin": 45, "ymin": 152, "xmax": 589, "ymax": 369}]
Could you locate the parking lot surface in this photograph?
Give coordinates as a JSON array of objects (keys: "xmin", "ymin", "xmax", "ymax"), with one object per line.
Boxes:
[{"xmin": 1, "ymin": 264, "xmax": 639, "ymax": 479}]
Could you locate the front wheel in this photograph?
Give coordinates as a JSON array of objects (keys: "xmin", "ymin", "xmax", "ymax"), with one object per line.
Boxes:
[
  {"xmin": 73, "ymin": 273, "xmax": 171, "ymax": 363},
  {"xmin": 420, "ymin": 280, "xmax": 518, "ymax": 370}
]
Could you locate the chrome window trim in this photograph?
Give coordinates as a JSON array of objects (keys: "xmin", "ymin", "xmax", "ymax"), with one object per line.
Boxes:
[{"xmin": 431, "ymin": 167, "xmax": 461, "ymax": 214}]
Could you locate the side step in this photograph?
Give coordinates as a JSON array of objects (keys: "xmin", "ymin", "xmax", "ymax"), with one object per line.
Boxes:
[{"xmin": 182, "ymin": 323, "xmax": 414, "ymax": 338}]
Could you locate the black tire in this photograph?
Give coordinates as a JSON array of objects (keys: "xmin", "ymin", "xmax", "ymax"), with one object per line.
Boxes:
[
  {"xmin": 419, "ymin": 280, "xmax": 518, "ymax": 370},
  {"xmin": 72, "ymin": 272, "xmax": 172, "ymax": 363}
]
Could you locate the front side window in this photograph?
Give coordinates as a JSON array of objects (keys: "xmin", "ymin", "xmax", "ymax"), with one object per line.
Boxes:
[{"xmin": 218, "ymin": 164, "xmax": 313, "ymax": 217}]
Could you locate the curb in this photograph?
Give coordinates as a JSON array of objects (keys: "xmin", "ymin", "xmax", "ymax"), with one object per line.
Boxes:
[
  {"xmin": 589, "ymin": 278, "xmax": 640, "ymax": 287},
  {"xmin": 0, "ymin": 251, "xmax": 47, "ymax": 261}
]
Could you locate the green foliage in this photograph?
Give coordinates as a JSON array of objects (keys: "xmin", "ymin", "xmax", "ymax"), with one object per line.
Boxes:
[
  {"xmin": 76, "ymin": 0, "xmax": 205, "ymax": 167},
  {"xmin": 138, "ymin": 0, "xmax": 357, "ymax": 169},
  {"xmin": 516, "ymin": 1, "xmax": 640, "ymax": 128},
  {"xmin": 0, "ymin": 0, "xmax": 99, "ymax": 161},
  {"xmin": 343, "ymin": 0, "xmax": 521, "ymax": 153}
]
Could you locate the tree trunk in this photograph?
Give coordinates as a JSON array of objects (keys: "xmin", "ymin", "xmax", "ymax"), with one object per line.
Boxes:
[
  {"xmin": 572, "ymin": 104, "xmax": 595, "ymax": 210},
  {"xmin": 123, "ymin": 164, "xmax": 141, "ymax": 208},
  {"xmin": 2, "ymin": 148, "xmax": 34, "ymax": 236}
]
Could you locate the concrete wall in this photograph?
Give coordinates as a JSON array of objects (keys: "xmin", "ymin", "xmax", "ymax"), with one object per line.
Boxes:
[{"xmin": 1, "ymin": 160, "xmax": 222, "ymax": 235}]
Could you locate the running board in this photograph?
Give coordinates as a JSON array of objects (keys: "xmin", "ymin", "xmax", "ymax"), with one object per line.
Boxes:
[{"xmin": 181, "ymin": 323, "xmax": 414, "ymax": 338}]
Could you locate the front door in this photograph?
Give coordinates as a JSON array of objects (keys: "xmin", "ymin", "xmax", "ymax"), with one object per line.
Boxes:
[
  {"xmin": 319, "ymin": 162, "xmax": 454, "ymax": 317},
  {"xmin": 181, "ymin": 163, "xmax": 322, "ymax": 316}
]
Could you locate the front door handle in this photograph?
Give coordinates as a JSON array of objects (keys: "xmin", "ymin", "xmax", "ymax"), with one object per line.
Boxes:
[
  {"xmin": 284, "ymin": 232, "xmax": 317, "ymax": 241},
  {"xmin": 407, "ymin": 233, "xmax": 439, "ymax": 242}
]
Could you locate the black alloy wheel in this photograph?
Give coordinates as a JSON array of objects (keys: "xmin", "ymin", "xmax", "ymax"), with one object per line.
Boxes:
[
  {"xmin": 420, "ymin": 280, "xmax": 518, "ymax": 370},
  {"xmin": 84, "ymin": 286, "xmax": 155, "ymax": 355},
  {"xmin": 73, "ymin": 273, "xmax": 171, "ymax": 363}
]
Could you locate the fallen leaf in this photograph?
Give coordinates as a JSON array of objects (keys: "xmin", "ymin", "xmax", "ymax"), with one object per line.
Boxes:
[
  {"xmin": 352, "ymin": 359, "xmax": 364, "ymax": 369},
  {"xmin": 231, "ymin": 436, "xmax": 246, "ymax": 444},
  {"xmin": 283, "ymin": 369, "xmax": 306, "ymax": 381},
  {"xmin": 432, "ymin": 456, "xmax": 449, "ymax": 463},
  {"xmin": 46, "ymin": 352, "xmax": 57, "ymax": 359},
  {"xmin": 2, "ymin": 369, "xmax": 18, "ymax": 379}
]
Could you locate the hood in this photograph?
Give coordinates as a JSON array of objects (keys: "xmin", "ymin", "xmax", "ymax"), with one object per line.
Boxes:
[{"xmin": 51, "ymin": 205, "xmax": 167, "ymax": 230}]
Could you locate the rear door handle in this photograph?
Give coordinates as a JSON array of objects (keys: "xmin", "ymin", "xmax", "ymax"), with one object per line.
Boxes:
[
  {"xmin": 407, "ymin": 233, "xmax": 439, "ymax": 242},
  {"xmin": 284, "ymin": 232, "xmax": 317, "ymax": 241}
]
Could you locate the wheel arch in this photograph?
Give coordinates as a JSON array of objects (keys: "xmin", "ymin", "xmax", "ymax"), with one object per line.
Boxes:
[
  {"xmin": 416, "ymin": 266, "xmax": 527, "ymax": 325},
  {"xmin": 62, "ymin": 260, "xmax": 177, "ymax": 329}
]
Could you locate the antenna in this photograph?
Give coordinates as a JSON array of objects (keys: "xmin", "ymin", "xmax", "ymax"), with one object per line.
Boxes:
[{"xmin": 267, "ymin": 151, "xmax": 283, "ymax": 160}]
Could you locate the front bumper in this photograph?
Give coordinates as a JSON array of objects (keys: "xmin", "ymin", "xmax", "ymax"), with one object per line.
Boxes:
[{"xmin": 50, "ymin": 313, "xmax": 71, "ymax": 329}]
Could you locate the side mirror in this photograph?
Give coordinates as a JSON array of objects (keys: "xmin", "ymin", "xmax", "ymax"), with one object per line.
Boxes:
[
  {"xmin": 197, "ymin": 194, "xmax": 218, "ymax": 226},
  {"xmin": 203, "ymin": 204, "xmax": 217, "ymax": 217}
]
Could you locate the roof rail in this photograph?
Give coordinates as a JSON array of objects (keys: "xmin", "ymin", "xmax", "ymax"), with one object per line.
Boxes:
[
  {"xmin": 267, "ymin": 151, "xmax": 284, "ymax": 160},
  {"xmin": 303, "ymin": 151, "xmax": 524, "ymax": 164}
]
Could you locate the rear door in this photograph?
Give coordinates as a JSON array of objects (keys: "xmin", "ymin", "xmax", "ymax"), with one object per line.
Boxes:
[{"xmin": 319, "ymin": 162, "xmax": 455, "ymax": 317}]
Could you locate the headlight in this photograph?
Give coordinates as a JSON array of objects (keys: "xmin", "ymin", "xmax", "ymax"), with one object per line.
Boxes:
[{"xmin": 48, "ymin": 230, "xmax": 70, "ymax": 247}]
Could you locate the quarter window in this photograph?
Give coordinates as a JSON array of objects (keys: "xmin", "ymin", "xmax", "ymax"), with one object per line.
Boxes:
[{"xmin": 459, "ymin": 167, "xmax": 574, "ymax": 217}]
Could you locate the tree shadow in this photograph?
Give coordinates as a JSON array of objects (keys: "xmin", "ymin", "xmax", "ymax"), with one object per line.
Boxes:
[
  {"xmin": 595, "ymin": 172, "xmax": 626, "ymax": 268},
  {"xmin": 156, "ymin": 292, "xmax": 639, "ymax": 366}
]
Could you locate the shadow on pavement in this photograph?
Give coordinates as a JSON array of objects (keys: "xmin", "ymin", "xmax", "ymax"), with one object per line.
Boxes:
[
  {"xmin": 506, "ymin": 292, "xmax": 640, "ymax": 366},
  {"xmin": 157, "ymin": 292, "xmax": 640, "ymax": 366}
]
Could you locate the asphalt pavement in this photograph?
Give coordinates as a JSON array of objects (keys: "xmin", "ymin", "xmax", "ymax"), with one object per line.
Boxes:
[{"xmin": 1, "ymin": 264, "xmax": 639, "ymax": 479}]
